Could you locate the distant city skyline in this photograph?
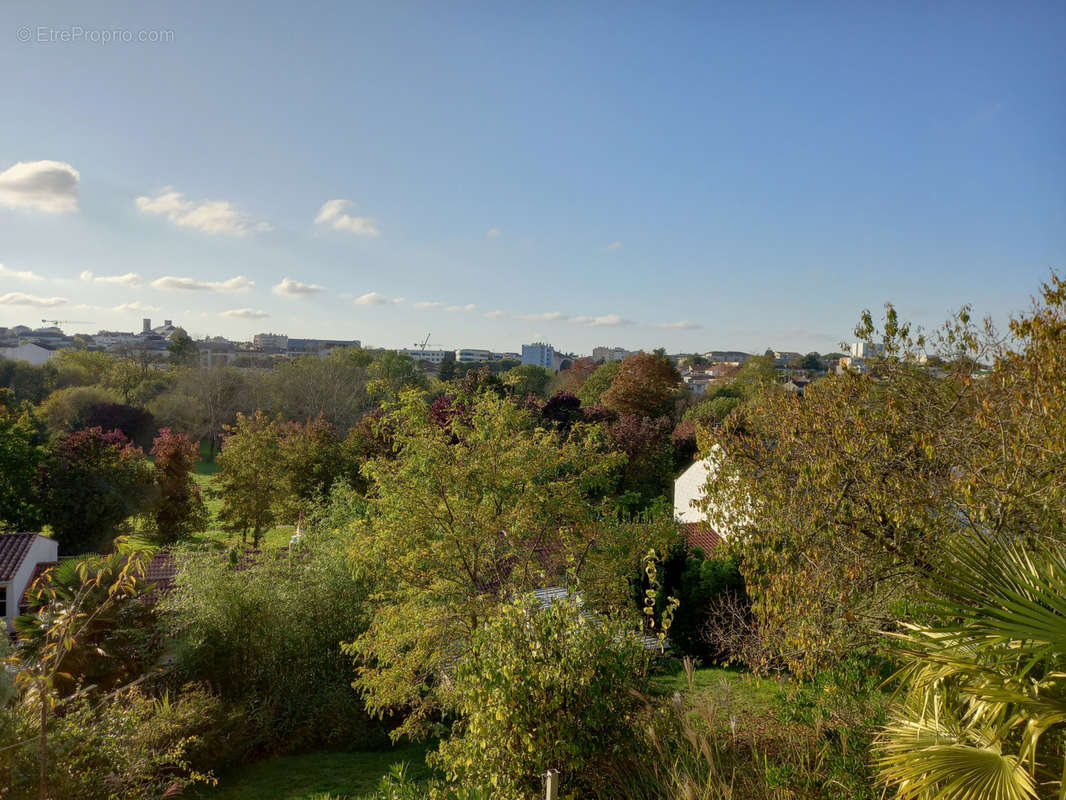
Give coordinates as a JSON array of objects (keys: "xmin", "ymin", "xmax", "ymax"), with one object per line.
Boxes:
[{"xmin": 1, "ymin": 1, "xmax": 1063, "ymax": 354}]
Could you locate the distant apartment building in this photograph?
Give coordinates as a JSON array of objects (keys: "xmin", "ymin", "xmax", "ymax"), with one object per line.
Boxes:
[
  {"xmin": 703, "ymin": 350, "xmax": 751, "ymax": 363},
  {"xmin": 455, "ymin": 348, "xmax": 494, "ymax": 364},
  {"xmin": 592, "ymin": 346, "xmax": 632, "ymax": 362},
  {"xmin": 522, "ymin": 342, "xmax": 556, "ymax": 371},
  {"xmin": 850, "ymin": 342, "xmax": 885, "ymax": 359},
  {"xmin": 93, "ymin": 330, "xmax": 139, "ymax": 349},
  {"xmin": 400, "ymin": 348, "xmax": 450, "ymax": 364},
  {"xmin": 254, "ymin": 333, "xmax": 289, "ymax": 352}
]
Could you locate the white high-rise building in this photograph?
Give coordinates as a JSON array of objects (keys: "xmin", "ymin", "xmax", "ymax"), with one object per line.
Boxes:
[
  {"xmin": 521, "ymin": 342, "xmax": 555, "ymax": 371},
  {"xmin": 850, "ymin": 342, "xmax": 885, "ymax": 359}
]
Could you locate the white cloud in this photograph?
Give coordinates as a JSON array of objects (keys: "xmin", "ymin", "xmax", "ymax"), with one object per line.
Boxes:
[
  {"xmin": 484, "ymin": 310, "xmax": 508, "ymax": 320},
  {"xmin": 222, "ymin": 308, "xmax": 270, "ymax": 319},
  {"xmin": 0, "ymin": 263, "xmax": 43, "ymax": 281},
  {"xmin": 151, "ymin": 275, "xmax": 254, "ymax": 292},
  {"xmin": 606, "ymin": 241, "xmax": 623, "ymax": 250},
  {"xmin": 315, "ymin": 199, "xmax": 380, "ymax": 237},
  {"xmin": 0, "ymin": 292, "xmax": 67, "ymax": 307},
  {"xmin": 354, "ymin": 291, "xmax": 390, "ymax": 306},
  {"xmin": 135, "ymin": 188, "xmax": 271, "ymax": 236},
  {"xmin": 573, "ymin": 313, "xmax": 632, "ymax": 327},
  {"xmin": 113, "ymin": 300, "xmax": 160, "ymax": 312},
  {"xmin": 80, "ymin": 270, "xmax": 143, "ymax": 287},
  {"xmin": 414, "ymin": 301, "xmax": 442, "ymax": 310},
  {"xmin": 522, "ymin": 311, "xmax": 568, "ymax": 321},
  {"xmin": 447, "ymin": 303, "xmax": 477, "ymax": 312},
  {"xmin": 393, "ymin": 297, "xmax": 406, "ymax": 303},
  {"xmin": 0, "ymin": 160, "xmax": 80, "ymax": 213},
  {"xmin": 485, "ymin": 227, "xmax": 502, "ymax": 238},
  {"xmin": 273, "ymin": 277, "xmax": 325, "ymax": 296},
  {"xmin": 654, "ymin": 320, "xmax": 701, "ymax": 330}
]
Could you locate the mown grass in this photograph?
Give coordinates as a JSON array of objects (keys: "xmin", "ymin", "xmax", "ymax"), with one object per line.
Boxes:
[{"xmin": 192, "ymin": 744, "xmax": 432, "ymax": 800}]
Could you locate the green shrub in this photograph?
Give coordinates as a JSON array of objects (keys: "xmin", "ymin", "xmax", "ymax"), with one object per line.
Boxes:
[
  {"xmin": 774, "ymin": 652, "xmax": 890, "ymax": 799},
  {"xmin": 0, "ymin": 684, "xmax": 219, "ymax": 800},
  {"xmin": 431, "ymin": 593, "xmax": 646, "ymax": 800},
  {"xmin": 161, "ymin": 532, "xmax": 382, "ymax": 755}
]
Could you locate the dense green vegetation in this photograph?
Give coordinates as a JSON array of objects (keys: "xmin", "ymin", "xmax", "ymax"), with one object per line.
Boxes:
[{"xmin": 0, "ymin": 272, "xmax": 1064, "ymax": 798}]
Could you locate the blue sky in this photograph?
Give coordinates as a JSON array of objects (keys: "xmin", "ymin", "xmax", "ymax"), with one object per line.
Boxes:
[{"xmin": 0, "ymin": 0, "xmax": 1063, "ymax": 354}]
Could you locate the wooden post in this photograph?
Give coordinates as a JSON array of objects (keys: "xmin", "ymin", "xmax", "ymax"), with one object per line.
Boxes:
[{"xmin": 544, "ymin": 769, "xmax": 559, "ymax": 800}]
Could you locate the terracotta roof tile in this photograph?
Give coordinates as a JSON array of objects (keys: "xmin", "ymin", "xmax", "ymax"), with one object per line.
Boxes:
[
  {"xmin": 680, "ymin": 522, "xmax": 724, "ymax": 554},
  {"xmin": 0, "ymin": 533, "xmax": 39, "ymax": 582}
]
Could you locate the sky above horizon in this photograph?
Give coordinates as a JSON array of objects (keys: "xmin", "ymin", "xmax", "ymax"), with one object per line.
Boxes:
[{"xmin": 0, "ymin": 1, "xmax": 1063, "ymax": 355}]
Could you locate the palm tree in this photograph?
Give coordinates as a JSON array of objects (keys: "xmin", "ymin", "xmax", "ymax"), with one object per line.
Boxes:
[{"xmin": 877, "ymin": 539, "xmax": 1066, "ymax": 799}]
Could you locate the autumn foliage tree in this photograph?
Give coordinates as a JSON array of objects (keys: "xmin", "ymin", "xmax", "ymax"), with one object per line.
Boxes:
[
  {"xmin": 705, "ymin": 273, "xmax": 1066, "ymax": 673},
  {"xmin": 600, "ymin": 351, "xmax": 681, "ymax": 418},
  {"xmin": 150, "ymin": 428, "xmax": 207, "ymax": 543}
]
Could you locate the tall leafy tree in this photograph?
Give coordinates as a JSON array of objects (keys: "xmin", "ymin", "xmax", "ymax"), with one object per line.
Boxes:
[
  {"xmin": 345, "ymin": 390, "xmax": 621, "ymax": 738},
  {"xmin": 42, "ymin": 428, "xmax": 155, "ymax": 554},
  {"xmin": 150, "ymin": 428, "xmax": 207, "ymax": 543},
  {"xmin": 705, "ymin": 275, "xmax": 1066, "ymax": 672},
  {"xmin": 577, "ymin": 360, "xmax": 621, "ymax": 407},
  {"xmin": 215, "ymin": 411, "xmax": 284, "ymax": 546},
  {"xmin": 0, "ymin": 389, "xmax": 47, "ymax": 532},
  {"xmin": 601, "ymin": 352, "xmax": 681, "ymax": 418}
]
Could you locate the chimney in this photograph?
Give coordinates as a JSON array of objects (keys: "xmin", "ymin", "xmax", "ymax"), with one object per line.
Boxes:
[
  {"xmin": 164, "ymin": 319, "xmax": 172, "ymax": 327},
  {"xmin": 142, "ymin": 318, "xmax": 151, "ymax": 333}
]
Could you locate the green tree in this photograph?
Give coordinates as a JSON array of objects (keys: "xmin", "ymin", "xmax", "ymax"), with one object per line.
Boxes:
[
  {"xmin": 162, "ymin": 532, "xmax": 378, "ymax": 752},
  {"xmin": 38, "ymin": 385, "xmax": 121, "ymax": 436},
  {"xmin": 276, "ymin": 416, "xmax": 347, "ymax": 521},
  {"xmin": 166, "ymin": 327, "xmax": 199, "ymax": 367},
  {"xmin": 601, "ymin": 352, "xmax": 681, "ymax": 418},
  {"xmin": 432, "ymin": 594, "xmax": 647, "ymax": 800},
  {"xmin": 367, "ymin": 350, "xmax": 428, "ymax": 400},
  {"xmin": 577, "ymin": 360, "xmax": 621, "ymax": 407},
  {"xmin": 501, "ymin": 363, "xmax": 551, "ymax": 398},
  {"xmin": 344, "ymin": 390, "xmax": 621, "ymax": 738},
  {"xmin": 0, "ymin": 390, "xmax": 47, "ymax": 532},
  {"xmin": 215, "ymin": 411, "xmax": 283, "ymax": 546}
]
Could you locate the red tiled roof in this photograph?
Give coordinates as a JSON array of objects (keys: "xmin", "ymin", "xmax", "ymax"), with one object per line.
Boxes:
[
  {"xmin": 680, "ymin": 522, "xmax": 723, "ymax": 554},
  {"xmin": 0, "ymin": 533, "xmax": 39, "ymax": 582},
  {"xmin": 144, "ymin": 551, "xmax": 179, "ymax": 593}
]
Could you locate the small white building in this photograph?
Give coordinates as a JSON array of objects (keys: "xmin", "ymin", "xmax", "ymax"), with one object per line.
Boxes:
[
  {"xmin": 673, "ymin": 447, "xmax": 751, "ymax": 543},
  {"xmin": 0, "ymin": 533, "xmax": 59, "ymax": 633},
  {"xmin": 400, "ymin": 348, "xmax": 450, "ymax": 364},
  {"xmin": 0, "ymin": 342, "xmax": 57, "ymax": 366}
]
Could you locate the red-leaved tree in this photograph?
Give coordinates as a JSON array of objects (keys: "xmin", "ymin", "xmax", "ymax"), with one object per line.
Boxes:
[{"xmin": 150, "ymin": 428, "xmax": 207, "ymax": 543}]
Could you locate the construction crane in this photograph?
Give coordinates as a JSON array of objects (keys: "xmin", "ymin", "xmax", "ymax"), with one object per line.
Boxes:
[
  {"xmin": 413, "ymin": 332, "xmax": 434, "ymax": 353},
  {"xmin": 41, "ymin": 319, "xmax": 94, "ymax": 327}
]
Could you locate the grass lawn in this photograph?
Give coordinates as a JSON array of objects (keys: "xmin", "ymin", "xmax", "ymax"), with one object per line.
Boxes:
[
  {"xmin": 651, "ymin": 664, "xmax": 782, "ymax": 717},
  {"xmin": 194, "ymin": 744, "xmax": 432, "ymax": 800}
]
